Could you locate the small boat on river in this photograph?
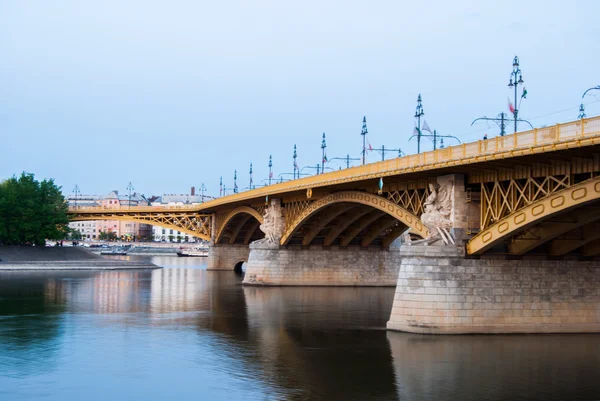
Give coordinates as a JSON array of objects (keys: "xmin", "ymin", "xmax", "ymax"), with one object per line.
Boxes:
[
  {"xmin": 176, "ymin": 247, "xmax": 209, "ymax": 257},
  {"xmin": 101, "ymin": 245, "xmax": 132, "ymax": 256}
]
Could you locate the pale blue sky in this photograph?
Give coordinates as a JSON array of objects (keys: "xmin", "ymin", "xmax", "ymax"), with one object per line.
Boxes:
[{"xmin": 1, "ymin": 0, "xmax": 599, "ymax": 197}]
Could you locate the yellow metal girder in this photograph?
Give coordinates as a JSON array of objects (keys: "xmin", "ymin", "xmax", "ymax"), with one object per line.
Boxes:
[
  {"xmin": 360, "ymin": 217, "xmax": 399, "ymax": 247},
  {"xmin": 214, "ymin": 206, "xmax": 264, "ymax": 244},
  {"xmin": 242, "ymin": 220, "xmax": 262, "ymax": 245},
  {"xmin": 550, "ymin": 222, "xmax": 600, "ymax": 256},
  {"xmin": 70, "ymin": 213, "xmax": 211, "ymax": 241},
  {"xmin": 301, "ymin": 204, "xmax": 356, "ymax": 246},
  {"xmin": 467, "ymin": 176, "xmax": 600, "ymax": 255},
  {"xmin": 280, "ymin": 191, "xmax": 428, "ymax": 246},
  {"xmin": 323, "ymin": 208, "xmax": 372, "ymax": 247},
  {"xmin": 340, "ymin": 211, "xmax": 386, "ymax": 247},
  {"xmin": 228, "ymin": 214, "xmax": 253, "ymax": 245},
  {"xmin": 509, "ymin": 208, "xmax": 600, "ymax": 255}
]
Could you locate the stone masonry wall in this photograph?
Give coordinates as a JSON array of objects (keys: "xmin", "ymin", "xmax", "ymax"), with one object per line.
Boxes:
[
  {"xmin": 243, "ymin": 243, "xmax": 401, "ymax": 286},
  {"xmin": 387, "ymin": 245, "xmax": 600, "ymax": 334},
  {"xmin": 207, "ymin": 244, "xmax": 250, "ymax": 270}
]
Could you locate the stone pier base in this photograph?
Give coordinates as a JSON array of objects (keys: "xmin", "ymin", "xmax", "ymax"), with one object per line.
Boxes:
[
  {"xmin": 387, "ymin": 245, "xmax": 600, "ymax": 334},
  {"xmin": 207, "ymin": 244, "xmax": 250, "ymax": 271},
  {"xmin": 243, "ymin": 242, "xmax": 401, "ymax": 286}
]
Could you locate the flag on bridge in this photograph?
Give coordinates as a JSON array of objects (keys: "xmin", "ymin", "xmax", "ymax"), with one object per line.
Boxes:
[
  {"xmin": 521, "ymin": 87, "xmax": 528, "ymax": 99},
  {"xmin": 508, "ymin": 98, "xmax": 515, "ymax": 114},
  {"xmin": 422, "ymin": 120, "xmax": 433, "ymax": 134},
  {"xmin": 323, "ymin": 154, "xmax": 328, "ymax": 163}
]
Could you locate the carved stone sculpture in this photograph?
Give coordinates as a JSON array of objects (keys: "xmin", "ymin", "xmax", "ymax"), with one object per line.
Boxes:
[
  {"xmin": 255, "ymin": 199, "xmax": 285, "ymax": 244},
  {"xmin": 420, "ymin": 182, "xmax": 455, "ymax": 245}
]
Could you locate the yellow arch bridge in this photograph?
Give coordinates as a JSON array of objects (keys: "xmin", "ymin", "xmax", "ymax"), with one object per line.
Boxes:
[{"xmin": 70, "ymin": 116, "xmax": 600, "ymax": 257}]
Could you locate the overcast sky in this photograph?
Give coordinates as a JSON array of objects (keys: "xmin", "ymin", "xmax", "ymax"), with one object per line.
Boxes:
[{"xmin": 1, "ymin": 0, "xmax": 599, "ymax": 197}]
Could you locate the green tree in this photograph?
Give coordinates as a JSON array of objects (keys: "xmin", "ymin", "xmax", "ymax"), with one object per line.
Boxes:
[
  {"xmin": 0, "ymin": 173, "xmax": 69, "ymax": 246},
  {"xmin": 67, "ymin": 228, "xmax": 82, "ymax": 240},
  {"xmin": 98, "ymin": 231, "xmax": 117, "ymax": 241}
]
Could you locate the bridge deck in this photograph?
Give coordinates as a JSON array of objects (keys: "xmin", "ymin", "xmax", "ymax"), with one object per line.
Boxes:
[{"xmin": 71, "ymin": 116, "xmax": 600, "ymax": 215}]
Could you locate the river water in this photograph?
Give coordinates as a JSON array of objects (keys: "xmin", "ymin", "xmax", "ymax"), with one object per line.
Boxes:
[{"xmin": 0, "ymin": 255, "xmax": 599, "ymax": 401}]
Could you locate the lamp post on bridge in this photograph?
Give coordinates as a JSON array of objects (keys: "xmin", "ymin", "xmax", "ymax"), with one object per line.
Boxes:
[
  {"xmin": 72, "ymin": 185, "xmax": 80, "ymax": 209},
  {"xmin": 249, "ymin": 163, "xmax": 254, "ymax": 189},
  {"xmin": 233, "ymin": 170, "xmax": 238, "ymax": 194},
  {"xmin": 293, "ymin": 144, "xmax": 298, "ymax": 179},
  {"xmin": 219, "ymin": 177, "xmax": 223, "ymax": 197},
  {"xmin": 200, "ymin": 183, "xmax": 206, "ymax": 203},
  {"xmin": 268, "ymin": 155, "xmax": 273, "ymax": 185},
  {"xmin": 578, "ymin": 104, "xmax": 586, "ymax": 119},
  {"xmin": 414, "ymin": 94, "xmax": 424, "ymax": 154},
  {"xmin": 507, "ymin": 56, "xmax": 525, "ymax": 133},
  {"xmin": 126, "ymin": 182, "xmax": 134, "ymax": 209},
  {"xmin": 361, "ymin": 116, "xmax": 368, "ymax": 165},
  {"xmin": 321, "ymin": 132, "xmax": 327, "ymax": 174}
]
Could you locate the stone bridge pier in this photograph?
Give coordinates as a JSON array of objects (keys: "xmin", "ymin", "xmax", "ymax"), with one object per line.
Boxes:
[
  {"xmin": 243, "ymin": 242, "xmax": 402, "ymax": 286},
  {"xmin": 206, "ymin": 243, "xmax": 250, "ymax": 271},
  {"xmin": 387, "ymin": 245, "xmax": 600, "ymax": 334}
]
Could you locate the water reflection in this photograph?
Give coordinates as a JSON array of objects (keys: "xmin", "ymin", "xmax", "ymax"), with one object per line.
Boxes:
[
  {"xmin": 1, "ymin": 256, "xmax": 599, "ymax": 401},
  {"xmin": 388, "ymin": 332, "xmax": 600, "ymax": 401}
]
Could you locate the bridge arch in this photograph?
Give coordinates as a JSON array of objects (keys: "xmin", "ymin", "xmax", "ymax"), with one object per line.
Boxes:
[
  {"xmin": 214, "ymin": 206, "xmax": 264, "ymax": 245},
  {"xmin": 280, "ymin": 191, "xmax": 428, "ymax": 247},
  {"xmin": 70, "ymin": 214, "xmax": 212, "ymax": 242},
  {"xmin": 467, "ymin": 176, "xmax": 600, "ymax": 255}
]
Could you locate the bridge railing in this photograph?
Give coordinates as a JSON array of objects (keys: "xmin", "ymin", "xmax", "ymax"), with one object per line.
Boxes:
[{"xmin": 371, "ymin": 116, "xmax": 600, "ymax": 172}]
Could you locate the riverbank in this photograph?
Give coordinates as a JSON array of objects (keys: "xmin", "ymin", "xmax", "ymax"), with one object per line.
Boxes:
[
  {"xmin": 0, "ymin": 246, "xmax": 159, "ymax": 270},
  {"xmin": 83, "ymin": 241, "xmax": 207, "ymax": 256}
]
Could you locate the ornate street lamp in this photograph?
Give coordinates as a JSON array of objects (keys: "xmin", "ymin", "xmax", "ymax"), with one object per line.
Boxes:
[
  {"xmin": 126, "ymin": 182, "xmax": 134, "ymax": 209},
  {"xmin": 268, "ymin": 155, "xmax": 273, "ymax": 185},
  {"xmin": 72, "ymin": 185, "xmax": 80, "ymax": 209},
  {"xmin": 249, "ymin": 163, "xmax": 254, "ymax": 189},
  {"xmin": 414, "ymin": 94, "xmax": 425, "ymax": 153},
  {"xmin": 578, "ymin": 104, "xmax": 586, "ymax": 119},
  {"xmin": 321, "ymin": 132, "xmax": 327, "ymax": 174},
  {"xmin": 293, "ymin": 144, "xmax": 298, "ymax": 179},
  {"xmin": 200, "ymin": 183, "xmax": 206, "ymax": 203},
  {"xmin": 361, "ymin": 116, "xmax": 368, "ymax": 165},
  {"xmin": 233, "ymin": 170, "xmax": 238, "ymax": 193},
  {"xmin": 507, "ymin": 56, "xmax": 525, "ymax": 133}
]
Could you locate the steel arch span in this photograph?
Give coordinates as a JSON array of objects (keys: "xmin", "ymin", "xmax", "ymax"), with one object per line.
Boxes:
[
  {"xmin": 214, "ymin": 206, "xmax": 264, "ymax": 245},
  {"xmin": 467, "ymin": 176, "xmax": 600, "ymax": 255},
  {"xmin": 280, "ymin": 191, "xmax": 428, "ymax": 246},
  {"xmin": 70, "ymin": 212, "xmax": 212, "ymax": 242}
]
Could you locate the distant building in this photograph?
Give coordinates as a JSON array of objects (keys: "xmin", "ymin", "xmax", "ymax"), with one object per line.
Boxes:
[
  {"xmin": 67, "ymin": 190, "xmax": 152, "ymax": 241},
  {"xmin": 149, "ymin": 187, "xmax": 212, "ymax": 243}
]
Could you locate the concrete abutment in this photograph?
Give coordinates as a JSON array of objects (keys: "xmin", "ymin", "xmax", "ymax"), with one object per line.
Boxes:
[
  {"xmin": 243, "ymin": 242, "xmax": 401, "ymax": 286},
  {"xmin": 207, "ymin": 244, "xmax": 250, "ymax": 271},
  {"xmin": 387, "ymin": 245, "xmax": 600, "ymax": 334}
]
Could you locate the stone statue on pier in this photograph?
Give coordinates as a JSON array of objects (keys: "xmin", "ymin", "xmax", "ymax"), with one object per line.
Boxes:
[
  {"xmin": 420, "ymin": 182, "xmax": 455, "ymax": 245},
  {"xmin": 255, "ymin": 199, "xmax": 285, "ymax": 244}
]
